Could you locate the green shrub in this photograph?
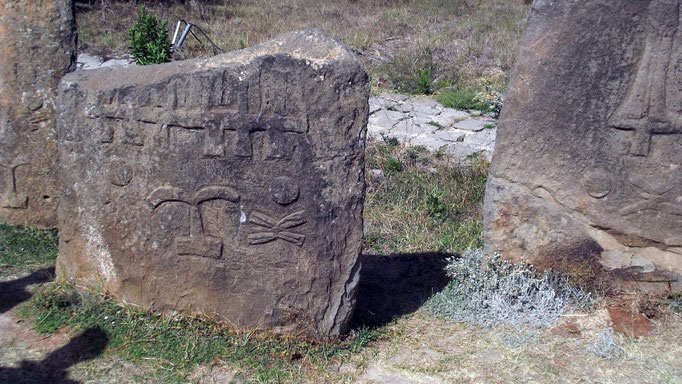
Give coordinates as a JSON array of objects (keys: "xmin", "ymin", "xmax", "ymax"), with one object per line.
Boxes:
[
  {"xmin": 426, "ymin": 189, "xmax": 447, "ymax": 219},
  {"xmin": 383, "ymin": 157, "xmax": 403, "ymax": 172},
  {"xmin": 417, "ymin": 68, "xmax": 432, "ymax": 95},
  {"xmin": 437, "ymin": 87, "xmax": 482, "ymax": 110},
  {"xmin": 129, "ymin": 6, "xmax": 172, "ymax": 65}
]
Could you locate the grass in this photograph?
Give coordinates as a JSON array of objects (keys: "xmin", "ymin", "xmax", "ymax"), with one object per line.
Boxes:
[
  {"xmin": 0, "ymin": 223, "xmax": 58, "ymax": 274},
  {"xmin": 75, "ymin": 0, "xmax": 530, "ymax": 94},
  {"xmin": 17, "ymin": 283, "xmax": 385, "ymax": 383},
  {"xmin": 363, "ymin": 139, "xmax": 488, "ymax": 255}
]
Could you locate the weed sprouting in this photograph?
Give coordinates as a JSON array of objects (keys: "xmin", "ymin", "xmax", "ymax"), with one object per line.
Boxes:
[
  {"xmin": 384, "ymin": 157, "xmax": 404, "ymax": 172},
  {"xmin": 426, "ymin": 249, "xmax": 593, "ymax": 328},
  {"xmin": 417, "ymin": 68, "xmax": 432, "ymax": 95},
  {"xmin": 426, "ymin": 189, "xmax": 447, "ymax": 219},
  {"xmin": 427, "ymin": 121, "xmax": 445, "ymax": 129}
]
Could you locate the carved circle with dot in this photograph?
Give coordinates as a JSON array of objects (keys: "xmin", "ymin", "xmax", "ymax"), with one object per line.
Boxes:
[
  {"xmin": 109, "ymin": 160, "xmax": 134, "ymax": 187},
  {"xmin": 269, "ymin": 177, "xmax": 299, "ymax": 205},
  {"xmin": 583, "ymin": 170, "xmax": 612, "ymax": 199}
]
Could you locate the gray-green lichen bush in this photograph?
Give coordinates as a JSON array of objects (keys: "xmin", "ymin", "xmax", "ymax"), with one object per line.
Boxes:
[
  {"xmin": 426, "ymin": 249, "xmax": 592, "ymax": 328},
  {"xmin": 586, "ymin": 328, "xmax": 624, "ymax": 359}
]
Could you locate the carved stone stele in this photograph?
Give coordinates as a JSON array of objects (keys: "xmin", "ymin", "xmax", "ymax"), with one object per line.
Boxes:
[
  {"xmin": 484, "ymin": 0, "xmax": 682, "ymax": 292},
  {"xmin": 56, "ymin": 30, "xmax": 369, "ymax": 338},
  {"xmin": 0, "ymin": 0, "xmax": 77, "ymax": 227}
]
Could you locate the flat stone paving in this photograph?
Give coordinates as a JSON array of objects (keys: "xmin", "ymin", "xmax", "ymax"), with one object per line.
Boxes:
[{"xmin": 368, "ymin": 93, "xmax": 497, "ymax": 160}]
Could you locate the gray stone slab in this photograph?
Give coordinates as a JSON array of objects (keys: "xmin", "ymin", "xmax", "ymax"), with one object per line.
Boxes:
[
  {"xmin": 0, "ymin": 0, "xmax": 77, "ymax": 228},
  {"xmin": 56, "ymin": 30, "xmax": 369, "ymax": 338},
  {"xmin": 483, "ymin": 0, "xmax": 682, "ymax": 292}
]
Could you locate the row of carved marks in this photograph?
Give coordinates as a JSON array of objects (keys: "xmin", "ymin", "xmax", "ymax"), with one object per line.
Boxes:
[
  {"xmin": 88, "ymin": 106, "xmax": 307, "ymax": 160},
  {"xmin": 0, "ymin": 163, "xmax": 29, "ymax": 209},
  {"xmin": 147, "ymin": 185, "xmax": 240, "ymax": 259}
]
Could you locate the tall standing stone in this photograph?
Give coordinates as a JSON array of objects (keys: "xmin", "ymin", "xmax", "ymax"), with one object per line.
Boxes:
[
  {"xmin": 56, "ymin": 30, "xmax": 369, "ymax": 338},
  {"xmin": 0, "ymin": 0, "xmax": 77, "ymax": 227},
  {"xmin": 484, "ymin": 0, "xmax": 682, "ymax": 292}
]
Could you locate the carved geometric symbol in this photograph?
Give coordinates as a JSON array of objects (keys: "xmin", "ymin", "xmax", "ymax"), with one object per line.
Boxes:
[
  {"xmin": 0, "ymin": 163, "xmax": 29, "ymax": 209},
  {"xmin": 147, "ymin": 185, "xmax": 240, "ymax": 259},
  {"xmin": 269, "ymin": 176, "xmax": 300, "ymax": 205},
  {"xmin": 608, "ymin": 0, "xmax": 682, "ymax": 156},
  {"xmin": 109, "ymin": 160, "xmax": 134, "ymax": 187},
  {"xmin": 248, "ymin": 210, "xmax": 306, "ymax": 247},
  {"xmin": 582, "ymin": 169, "xmax": 612, "ymax": 199}
]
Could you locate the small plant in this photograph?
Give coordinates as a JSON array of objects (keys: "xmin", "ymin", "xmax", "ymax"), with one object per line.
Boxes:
[
  {"xmin": 417, "ymin": 68, "xmax": 432, "ymax": 95},
  {"xmin": 483, "ymin": 123, "xmax": 496, "ymax": 129},
  {"xmin": 434, "ymin": 145, "xmax": 448, "ymax": 160},
  {"xmin": 427, "ymin": 249, "xmax": 593, "ymax": 328},
  {"xmin": 427, "ymin": 121, "xmax": 445, "ymax": 129},
  {"xmin": 426, "ymin": 189, "xmax": 448, "ymax": 219},
  {"xmin": 384, "ymin": 157, "xmax": 403, "ymax": 172},
  {"xmin": 129, "ymin": 6, "xmax": 172, "ymax": 65},
  {"xmin": 586, "ymin": 328, "xmax": 624, "ymax": 359},
  {"xmin": 381, "ymin": 135, "xmax": 400, "ymax": 148},
  {"xmin": 474, "ymin": 88, "xmax": 504, "ymax": 117},
  {"xmin": 406, "ymin": 145, "xmax": 427, "ymax": 163},
  {"xmin": 437, "ymin": 87, "xmax": 481, "ymax": 110}
]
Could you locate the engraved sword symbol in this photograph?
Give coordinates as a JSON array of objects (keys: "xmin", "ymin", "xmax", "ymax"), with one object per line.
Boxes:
[
  {"xmin": 247, "ymin": 210, "xmax": 306, "ymax": 247},
  {"xmin": 608, "ymin": 0, "xmax": 682, "ymax": 156},
  {"xmin": 0, "ymin": 163, "xmax": 29, "ymax": 209}
]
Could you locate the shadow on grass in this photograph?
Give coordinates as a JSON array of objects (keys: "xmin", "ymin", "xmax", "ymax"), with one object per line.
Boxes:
[
  {"xmin": 0, "ymin": 327, "xmax": 109, "ymax": 384},
  {"xmin": 0, "ymin": 267, "xmax": 55, "ymax": 314},
  {"xmin": 350, "ymin": 252, "xmax": 454, "ymax": 329}
]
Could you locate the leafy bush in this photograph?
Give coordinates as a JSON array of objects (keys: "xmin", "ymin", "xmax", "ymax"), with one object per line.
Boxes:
[
  {"xmin": 427, "ymin": 249, "xmax": 592, "ymax": 328},
  {"xmin": 129, "ymin": 6, "xmax": 172, "ymax": 65}
]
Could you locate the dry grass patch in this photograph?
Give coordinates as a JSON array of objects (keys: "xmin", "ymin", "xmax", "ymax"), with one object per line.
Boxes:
[
  {"xmin": 363, "ymin": 139, "xmax": 488, "ymax": 255},
  {"xmin": 76, "ymin": 0, "xmax": 529, "ymax": 92}
]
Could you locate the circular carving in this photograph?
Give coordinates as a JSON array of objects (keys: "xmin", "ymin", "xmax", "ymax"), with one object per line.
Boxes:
[
  {"xmin": 269, "ymin": 177, "xmax": 300, "ymax": 205},
  {"xmin": 110, "ymin": 161, "xmax": 134, "ymax": 187},
  {"xmin": 583, "ymin": 170, "xmax": 612, "ymax": 199}
]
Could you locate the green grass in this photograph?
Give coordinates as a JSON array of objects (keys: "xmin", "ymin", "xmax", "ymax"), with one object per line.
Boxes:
[
  {"xmin": 364, "ymin": 141, "xmax": 488, "ymax": 255},
  {"xmin": 436, "ymin": 87, "xmax": 486, "ymax": 111},
  {"xmin": 18, "ymin": 284, "xmax": 384, "ymax": 383},
  {"xmin": 0, "ymin": 223, "xmax": 58, "ymax": 273}
]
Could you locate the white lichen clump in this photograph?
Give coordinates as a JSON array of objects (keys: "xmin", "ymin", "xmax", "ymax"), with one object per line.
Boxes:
[{"xmin": 427, "ymin": 249, "xmax": 592, "ymax": 328}]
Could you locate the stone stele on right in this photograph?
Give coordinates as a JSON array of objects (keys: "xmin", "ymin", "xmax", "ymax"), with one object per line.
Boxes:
[{"xmin": 483, "ymin": 0, "xmax": 682, "ymax": 292}]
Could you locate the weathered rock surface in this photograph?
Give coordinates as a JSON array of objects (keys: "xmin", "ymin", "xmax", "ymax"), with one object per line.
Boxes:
[
  {"xmin": 56, "ymin": 30, "xmax": 368, "ymax": 338},
  {"xmin": 0, "ymin": 0, "xmax": 77, "ymax": 228},
  {"xmin": 484, "ymin": 0, "xmax": 682, "ymax": 292}
]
